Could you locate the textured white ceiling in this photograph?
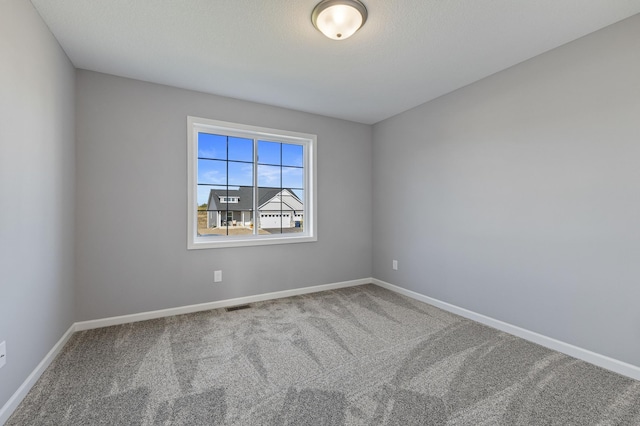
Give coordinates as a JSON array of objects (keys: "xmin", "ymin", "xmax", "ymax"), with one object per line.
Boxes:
[{"xmin": 30, "ymin": 0, "xmax": 640, "ymax": 124}]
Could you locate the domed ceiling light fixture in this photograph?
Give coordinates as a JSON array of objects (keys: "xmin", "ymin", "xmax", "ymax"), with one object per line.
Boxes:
[{"xmin": 311, "ymin": 0, "xmax": 368, "ymax": 41}]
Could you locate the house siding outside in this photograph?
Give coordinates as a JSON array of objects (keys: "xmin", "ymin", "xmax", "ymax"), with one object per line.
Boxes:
[{"xmin": 205, "ymin": 187, "xmax": 303, "ymax": 229}]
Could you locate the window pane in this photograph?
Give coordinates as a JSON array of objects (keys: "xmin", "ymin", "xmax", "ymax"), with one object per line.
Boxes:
[
  {"xmin": 198, "ymin": 133, "xmax": 226, "ymax": 160},
  {"xmin": 258, "ymin": 187, "xmax": 282, "ymax": 234},
  {"xmin": 258, "ymin": 164, "xmax": 281, "ymax": 188},
  {"xmin": 281, "ymin": 189, "xmax": 303, "ymax": 210},
  {"xmin": 258, "ymin": 141, "xmax": 281, "ymax": 165},
  {"xmin": 282, "ymin": 166, "xmax": 303, "ymax": 189},
  {"xmin": 228, "ymin": 161, "xmax": 253, "ymax": 186},
  {"xmin": 198, "ymin": 159, "xmax": 226, "ymax": 185},
  {"xmin": 198, "ymin": 183, "xmax": 226, "ymax": 236},
  {"xmin": 258, "ymin": 187, "xmax": 281, "ymax": 210},
  {"xmin": 197, "ymin": 184, "xmax": 226, "ymax": 208},
  {"xmin": 292, "ymin": 189, "xmax": 304, "ymax": 203},
  {"xmin": 259, "ymin": 211, "xmax": 282, "ymax": 235},
  {"xmin": 200, "ymin": 186, "xmax": 255, "ymax": 236},
  {"xmin": 220, "ymin": 189, "xmax": 254, "ymax": 233},
  {"xmin": 291, "ymin": 213, "xmax": 304, "ymax": 233},
  {"xmin": 228, "ymin": 137, "xmax": 253, "ymax": 162},
  {"xmin": 282, "ymin": 144, "xmax": 303, "ymax": 167},
  {"xmin": 197, "ymin": 210, "xmax": 211, "ymax": 236},
  {"xmin": 234, "ymin": 188, "xmax": 254, "ymax": 230},
  {"xmin": 291, "ymin": 189, "xmax": 304, "ymax": 233}
]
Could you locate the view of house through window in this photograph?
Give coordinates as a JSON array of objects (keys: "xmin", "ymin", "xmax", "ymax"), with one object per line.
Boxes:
[{"xmin": 188, "ymin": 117, "xmax": 316, "ymax": 249}]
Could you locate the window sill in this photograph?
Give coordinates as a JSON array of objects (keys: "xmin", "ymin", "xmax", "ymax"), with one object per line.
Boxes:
[{"xmin": 187, "ymin": 233, "xmax": 317, "ymax": 250}]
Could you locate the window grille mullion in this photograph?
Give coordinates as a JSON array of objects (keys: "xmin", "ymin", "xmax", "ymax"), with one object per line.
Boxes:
[{"xmin": 253, "ymin": 138, "xmax": 258, "ymax": 235}]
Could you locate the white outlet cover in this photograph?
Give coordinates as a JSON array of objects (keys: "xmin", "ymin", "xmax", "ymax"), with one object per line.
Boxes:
[
  {"xmin": 0, "ymin": 341, "xmax": 6, "ymax": 369},
  {"xmin": 214, "ymin": 270, "xmax": 222, "ymax": 282}
]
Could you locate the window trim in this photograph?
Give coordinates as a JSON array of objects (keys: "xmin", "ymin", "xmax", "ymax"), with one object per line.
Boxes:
[{"xmin": 187, "ymin": 116, "xmax": 317, "ymax": 249}]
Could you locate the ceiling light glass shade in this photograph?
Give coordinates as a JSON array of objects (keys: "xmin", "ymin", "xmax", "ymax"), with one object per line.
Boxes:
[{"xmin": 312, "ymin": 0, "xmax": 368, "ymax": 40}]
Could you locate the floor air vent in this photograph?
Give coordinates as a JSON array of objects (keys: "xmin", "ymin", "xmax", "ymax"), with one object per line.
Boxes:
[{"xmin": 225, "ymin": 304, "xmax": 251, "ymax": 312}]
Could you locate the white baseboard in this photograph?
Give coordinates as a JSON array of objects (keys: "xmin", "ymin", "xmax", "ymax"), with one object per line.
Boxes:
[
  {"xmin": 75, "ymin": 278, "xmax": 370, "ymax": 331},
  {"xmin": 372, "ymin": 278, "xmax": 640, "ymax": 381},
  {"xmin": 0, "ymin": 325, "xmax": 75, "ymax": 425}
]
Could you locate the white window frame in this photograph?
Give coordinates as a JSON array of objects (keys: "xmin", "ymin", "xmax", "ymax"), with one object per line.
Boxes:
[{"xmin": 187, "ymin": 116, "xmax": 317, "ymax": 249}]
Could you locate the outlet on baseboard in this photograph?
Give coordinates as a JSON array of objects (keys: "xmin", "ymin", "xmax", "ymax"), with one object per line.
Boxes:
[
  {"xmin": 214, "ymin": 270, "xmax": 222, "ymax": 283},
  {"xmin": 0, "ymin": 341, "xmax": 6, "ymax": 369},
  {"xmin": 392, "ymin": 260, "xmax": 398, "ymax": 271}
]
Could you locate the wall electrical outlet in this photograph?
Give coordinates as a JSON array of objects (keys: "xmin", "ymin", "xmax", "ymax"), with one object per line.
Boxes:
[
  {"xmin": 392, "ymin": 260, "xmax": 398, "ymax": 271},
  {"xmin": 0, "ymin": 341, "xmax": 6, "ymax": 369},
  {"xmin": 214, "ymin": 270, "xmax": 222, "ymax": 283}
]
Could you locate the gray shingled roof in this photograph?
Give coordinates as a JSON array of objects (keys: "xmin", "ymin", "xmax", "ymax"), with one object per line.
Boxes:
[{"xmin": 207, "ymin": 187, "xmax": 301, "ymax": 211}]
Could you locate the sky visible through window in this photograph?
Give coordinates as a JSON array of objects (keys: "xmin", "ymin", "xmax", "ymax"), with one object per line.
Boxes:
[{"xmin": 197, "ymin": 133, "xmax": 304, "ymax": 206}]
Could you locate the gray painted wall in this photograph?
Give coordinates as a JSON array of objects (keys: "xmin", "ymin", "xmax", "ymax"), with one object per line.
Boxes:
[
  {"xmin": 75, "ymin": 71, "xmax": 372, "ymax": 321},
  {"xmin": 0, "ymin": 0, "xmax": 76, "ymax": 410},
  {"xmin": 372, "ymin": 15, "xmax": 640, "ymax": 367}
]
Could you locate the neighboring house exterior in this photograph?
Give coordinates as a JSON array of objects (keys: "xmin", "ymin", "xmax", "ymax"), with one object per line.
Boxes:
[{"xmin": 206, "ymin": 186, "xmax": 303, "ymax": 229}]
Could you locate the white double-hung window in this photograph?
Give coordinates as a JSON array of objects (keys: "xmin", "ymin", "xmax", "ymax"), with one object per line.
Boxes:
[{"xmin": 187, "ymin": 117, "xmax": 317, "ymax": 249}]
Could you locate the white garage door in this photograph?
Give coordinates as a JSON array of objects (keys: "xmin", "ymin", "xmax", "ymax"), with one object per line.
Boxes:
[{"xmin": 260, "ymin": 213, "xmax": 291, "ymax": 228}]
